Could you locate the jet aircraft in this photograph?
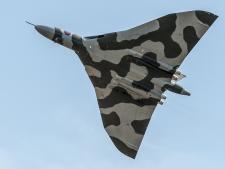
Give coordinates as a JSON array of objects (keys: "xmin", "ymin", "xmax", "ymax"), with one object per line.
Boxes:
[{"xmin": 28, "ymin": 10, "xmax": 218, "ymax": 158}]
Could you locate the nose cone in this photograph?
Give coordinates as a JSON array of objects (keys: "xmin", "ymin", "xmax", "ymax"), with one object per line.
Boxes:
[
  {"xmin": 181, "ymin": 89, "xmax": 191, "ymax": 96},
  {"xmin": 35, "ymin": 25, "xmax": 55, "ymax": 40}
]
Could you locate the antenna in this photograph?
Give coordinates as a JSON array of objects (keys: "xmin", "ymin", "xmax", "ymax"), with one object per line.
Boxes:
[{"xmin": 25, "ymin": 21, "xmax": 36, "ymax": 27}]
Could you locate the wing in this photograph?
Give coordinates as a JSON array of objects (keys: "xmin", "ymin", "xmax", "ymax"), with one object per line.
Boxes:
[
  {"xmin": 97, "ymin": 86, "xmax": 158, "ymax": 159},
  {"xmin": 78, "ymin": 10, "xmax": 218, "ymax": 158},
  {"xmin": 84, "ymin": 61, "xmax": 167, "ymax": 159},
  {"xmin": 85, "ymin": 10, "xmax": 218, "ymax": 69}
]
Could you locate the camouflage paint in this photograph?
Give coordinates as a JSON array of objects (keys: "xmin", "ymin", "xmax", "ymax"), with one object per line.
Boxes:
[{"xmin": 33, "ymin": 10, "xmax": 218, "ymax": 159}]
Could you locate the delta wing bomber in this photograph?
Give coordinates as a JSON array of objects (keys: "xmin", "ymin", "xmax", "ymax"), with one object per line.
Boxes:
[{"xmin": 28, "ymin": 10, "xmax": 218, "ymax": 159}]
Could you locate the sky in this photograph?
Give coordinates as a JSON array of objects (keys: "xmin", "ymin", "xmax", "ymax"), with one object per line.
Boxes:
[{"xmin": 0, "ymin": 0, "xmax": 225, "ymax": 169}]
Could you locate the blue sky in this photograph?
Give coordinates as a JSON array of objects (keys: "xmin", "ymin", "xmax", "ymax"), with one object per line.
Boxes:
[{"xmin": 0, "ymin": 0, "xmax": 224, "ymax": 168}]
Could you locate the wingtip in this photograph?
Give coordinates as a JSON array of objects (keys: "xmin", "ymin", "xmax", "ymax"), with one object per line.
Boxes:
[
  {"xmin": 110, "ymin": 136, "xmax": 138, "ymax": 159},
  {"xmin": 195, "ymin": 11, "xmax": 218, "ymax": 26}
]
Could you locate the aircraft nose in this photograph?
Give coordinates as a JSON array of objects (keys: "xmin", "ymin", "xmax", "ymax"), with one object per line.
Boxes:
[{"xmin": 35, "ymin": 25, "xmax": 55, "ymax": 40}]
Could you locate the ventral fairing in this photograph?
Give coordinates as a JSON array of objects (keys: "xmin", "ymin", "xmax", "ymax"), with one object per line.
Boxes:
[{"xmin": 29, "ymin": 10, "xmax": 218, "ymax": 159}]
